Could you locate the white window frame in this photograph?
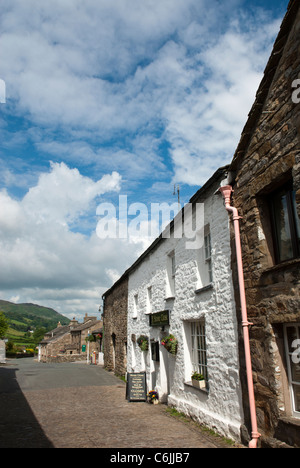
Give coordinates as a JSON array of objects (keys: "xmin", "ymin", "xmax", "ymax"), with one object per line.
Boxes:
[
  {"xmin": 204, "ymin": 231, "xmax": 212, "ymax": 284},
  {"xmin": 166, "ymin": 251, "xmax": 175, "ymax": 298},
  {"xmin": 284, "ymin": 323, "xmax": 300, "ymax": 418},
  {"xmin": 133, "ymin": 294, "xmax": 138, "ymax": 319},
  {"xmin": 191, "ymin": 321, "xmax": 208, "ymax": 382},
  {"xmin": 146, "ymin": 286, "xmax": 152, "ymax": 315}
]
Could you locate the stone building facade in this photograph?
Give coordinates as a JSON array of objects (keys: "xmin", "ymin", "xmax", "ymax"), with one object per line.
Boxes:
[
  {"xmin": 39, "ymin": 314, "xmax": 103, "ymax": 363},
  {"xmin": 102, "ymin": 274, "xmax": 128, "ymax": 376},
  {"xmin": 126, "ymin": 167, "xmax": 245, "ymax": 442},
  {"xmin": 227, "ymin": 0, "xmax": 300, "ymax": 447}
]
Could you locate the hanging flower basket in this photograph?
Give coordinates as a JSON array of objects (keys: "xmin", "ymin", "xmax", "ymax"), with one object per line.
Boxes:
[
  {"xmin": 85, "ymin": 334, "xmax": 96, "ymax": 343},
  {"xmin": 137, "ymin": 335, "xmax": 149, "ymax": 351},
  {"xmin": 161, "ymin": 334, "xmax": 178, "ymax": 355}
]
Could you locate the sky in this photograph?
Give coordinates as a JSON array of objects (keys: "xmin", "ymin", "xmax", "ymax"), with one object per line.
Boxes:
[{"xmin": 0, "ymin": 0, "xmax": 289, "ymax": 320}]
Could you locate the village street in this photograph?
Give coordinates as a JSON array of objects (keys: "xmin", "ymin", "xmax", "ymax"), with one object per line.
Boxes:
[{"xmin": 0, "ymin": 358, "xmax": 238, "ymax": 451}]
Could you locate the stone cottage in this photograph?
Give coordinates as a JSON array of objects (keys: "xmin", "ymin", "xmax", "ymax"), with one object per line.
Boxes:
[
  {"xmin": 39, "ymin": 314, "xmax": 103, "ymax": 363},
  {"xmin": 126, "ymin": 166, "xmax": 245, "ymax": 443},
  {"xmin": 102, "ymin": 273, "xmax": 128, "ymax": 376},
  {"xmin": 225, "ymin": 0, "xmax": 300, "ymax": 447}
]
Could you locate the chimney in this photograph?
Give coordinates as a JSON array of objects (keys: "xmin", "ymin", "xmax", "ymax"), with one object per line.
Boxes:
[{"xmin": 69, "ymin": 317, "xmax": 79, "ymax": 329}]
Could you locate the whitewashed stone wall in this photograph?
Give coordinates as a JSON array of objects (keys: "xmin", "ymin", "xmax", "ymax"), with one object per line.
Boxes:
[
  {"xmin": 0, "ymin": 340, "xmax": 6, "ymax": 364},
  {"xmin": 127, "ymin": 175, "xmax": 244, "ymax": 442}
]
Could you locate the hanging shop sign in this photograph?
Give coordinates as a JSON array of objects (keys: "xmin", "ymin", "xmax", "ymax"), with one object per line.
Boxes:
[
  {"xmin": 126, "ymin": 372, "xmax": 147, "ymax": 402},
  {"xmin": 149, "ymin": 310, "xmax": 169, "ymax": 327}
]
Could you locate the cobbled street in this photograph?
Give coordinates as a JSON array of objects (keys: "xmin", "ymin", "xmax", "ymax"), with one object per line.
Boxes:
[{"xmin": 0, "ymin": 358, "xmax": 238, "ymax": 449}]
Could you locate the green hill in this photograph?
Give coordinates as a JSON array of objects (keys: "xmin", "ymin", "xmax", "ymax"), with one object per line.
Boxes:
[{"xmin": 0, "ymin": 300, "xmax": 70, "ymax": 348}]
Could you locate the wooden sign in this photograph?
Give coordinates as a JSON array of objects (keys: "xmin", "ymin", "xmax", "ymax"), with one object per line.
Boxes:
[
  {"xmin": 149, "ymin": 310, "xmax": 169, "ymax": 327},
  {"xmin": 126, "ymin": 372, "xmax": 147, "ymax": 402}
]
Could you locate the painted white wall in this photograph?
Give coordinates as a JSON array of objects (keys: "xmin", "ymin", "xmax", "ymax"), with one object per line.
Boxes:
[{"xmin": 127, "ymin": 179, "xmax": 244, "ymax": 441}]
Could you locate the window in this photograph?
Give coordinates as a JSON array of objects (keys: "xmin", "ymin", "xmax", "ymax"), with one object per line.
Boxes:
[
  {"xmin": 166, "ymin": 251, "xmax": 175, "ymax": 298},
  {"xmin": 270, "ymin": 184, "xmax": 300, "ymax": 263},
  {"xmin": 204, "ymin": 232, "xmax": 212, "ymax": 283},
  {"xmin": 284, "ymin": 324, "xmax": 300, "ymax": 418},
  {"xmin": 146, "ymin": 286, "xmax": 152, "ymax": 314},
  {"xmin": 195, "ymin": 225, "xmax": 213, "ymax": 291},
  {"xmin": 133, "ymin": 294, "xmax": 138, "ymax": 319},
  {"xmin": 171, "ymin": 254, "xmax": 176, "ymax": 278},
  {"xmin": 191, "ymin": 322, "xmax": 208, "ymax": 382}
]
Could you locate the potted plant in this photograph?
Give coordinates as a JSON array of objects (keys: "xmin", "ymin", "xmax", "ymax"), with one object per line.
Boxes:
[
  {"xmin": 161, "ymin": 334, "xmax": 177, "ymax": 355},
  {"xmin": 148, "ymin": 390, "xmax": 159, "ymax": 404},
  {"xmin": 137, "ymin": 335, "xmax": 149, "ymax": 351},
  {"xmin": 191, "ymin": 371, "xmax": 206, "ymax": 389}
]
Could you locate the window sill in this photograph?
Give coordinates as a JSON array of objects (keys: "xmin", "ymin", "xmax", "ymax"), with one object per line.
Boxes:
[
  {"xmin": 184, "ymin": 381, "xmax": 208, "ymax": 394},
  {"xmin": 195, "ymin": 283, "xmax": 213, "ymax": 295},
  {"xmin": 261, "ymin": 258, "xmax": 300, "ymax": 275},
  {"xmin": 279, "ymin": 416, "xmax": 300, "ymax": 427}
]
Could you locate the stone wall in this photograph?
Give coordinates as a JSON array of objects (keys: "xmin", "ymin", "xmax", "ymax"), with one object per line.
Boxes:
[
  {"xmin": 45, "ymin": 354, "xmax": 87, "ymax": 363},
  {"xmin": 103, "ymin": 275, "xmax": 128, "ymax": 376},
  {"xmin": 230, "ymin": 1, "xmax": 300, "ymax": 447}
]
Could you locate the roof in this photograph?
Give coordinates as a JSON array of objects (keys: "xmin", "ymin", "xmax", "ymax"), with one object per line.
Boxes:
[
  {"xmin": 102, "ymin": 165, "xmax": 229, "ymax": 299},
  {"xmin": 40, "ymin": 319, "xmax": 102, "ymax": 344},
  {"xmin": 230, "ymin": 0, "xmax": 299, "ymax": 172},
  {"xmin": 70, "ymin": 319, "xmax": 101, "ymax": 332}
]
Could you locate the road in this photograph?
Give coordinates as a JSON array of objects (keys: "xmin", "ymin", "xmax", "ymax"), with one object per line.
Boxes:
[{"xmin": 0, "ymin": 358, "xmax": 237, "ymax": 449}]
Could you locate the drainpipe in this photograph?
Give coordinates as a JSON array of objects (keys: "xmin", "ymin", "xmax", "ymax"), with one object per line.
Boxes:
[{"xmin": 219, "ymin": 185, "xmax": 261, "ymax": 449}]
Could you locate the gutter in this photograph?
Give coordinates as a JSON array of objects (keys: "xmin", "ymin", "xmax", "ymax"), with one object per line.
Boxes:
[{"xmin": 219, "ymin": 185, "xmax": 261, "ymax": 449}]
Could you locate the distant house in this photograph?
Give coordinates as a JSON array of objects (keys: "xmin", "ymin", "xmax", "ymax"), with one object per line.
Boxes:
[{"xmin": 39, "ymin": 314, "xmax": 103, "ymax": 363}]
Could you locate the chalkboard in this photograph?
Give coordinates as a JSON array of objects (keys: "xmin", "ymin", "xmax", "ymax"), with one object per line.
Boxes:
[{"xmin": 126, "ymin": 372, "xmax": 147, "ymax": 402}]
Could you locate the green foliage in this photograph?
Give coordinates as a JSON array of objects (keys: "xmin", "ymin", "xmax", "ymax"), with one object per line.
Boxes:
[
  {"xmin": 85, "ymin": 334, "xmax": 96, "ymax": 343},
  {"xmin": 0, "ymin": 300, "xmax": 70, "ymax": 348},
  {"xmin": 137, "ymin": 335, "xmax": 149, "ymax": 351},
  {"xmin": 191, "ymin": 372, "xmax": 204, "ymax": 381},
  {"xmin": 0, "ymin": 312, "xmax": 8, "ymax": 339}
]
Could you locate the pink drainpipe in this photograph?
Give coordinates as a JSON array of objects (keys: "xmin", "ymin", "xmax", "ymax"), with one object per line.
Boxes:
[{"xmin": 219, "ymin": 185, "xmax": 261, "ymax": 449}]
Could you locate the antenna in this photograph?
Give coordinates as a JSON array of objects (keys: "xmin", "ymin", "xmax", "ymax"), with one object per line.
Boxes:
[{"xmin": 173, "ymin": 184, "xmax": 181, "ymax": 211}]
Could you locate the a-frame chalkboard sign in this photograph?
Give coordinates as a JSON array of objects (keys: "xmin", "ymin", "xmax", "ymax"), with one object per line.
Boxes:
[{"xmin": 126, "ymin": 372, "xmax": 147, "ymax": 402}]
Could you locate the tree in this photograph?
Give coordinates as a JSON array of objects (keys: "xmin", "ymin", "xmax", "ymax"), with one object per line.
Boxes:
[
  {"xmin": 0, "ymin": 312, "xmax": 8, "ymax": 339},
  {"xmin": 32, "ymin": 327, "xmax": 46, "ymax": 344}
]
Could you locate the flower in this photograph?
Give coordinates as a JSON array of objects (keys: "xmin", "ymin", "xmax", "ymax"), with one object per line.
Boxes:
[
  {"xmin": 161, "ymin": 334, "xmax": 178, "ymax": 355},
  {"xmin": 148, "ymin": 390, "xmax": 159, "ymax": 401}
]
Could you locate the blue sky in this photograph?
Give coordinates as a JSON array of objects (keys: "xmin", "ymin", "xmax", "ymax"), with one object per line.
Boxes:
[{"xmin": 0, "ymin": 0, "xmax": 289, "ymax": 319}]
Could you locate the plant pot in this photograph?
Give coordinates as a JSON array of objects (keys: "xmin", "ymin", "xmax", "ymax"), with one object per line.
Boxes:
[{"xmin": 192, "ymin": 379, "xmax": 206, "ymax": 390}]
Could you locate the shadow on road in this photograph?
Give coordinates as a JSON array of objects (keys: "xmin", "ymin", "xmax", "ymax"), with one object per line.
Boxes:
[{"xmin": 0, "ymin": 366, "xmax": 54, "ymax": 448}]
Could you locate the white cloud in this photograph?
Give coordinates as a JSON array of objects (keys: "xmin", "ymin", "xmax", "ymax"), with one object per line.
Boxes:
[
  {"xmin": 0, "ymin": 0, "xmax": 284, "ymax": 318},
  {"xmin": 1, "ymin": 1, "xmax": 281, "ymax": 187},
  {"xmin": 23, "ymin": 161, "xmax": 122, "ymax": 224},
  {"xmin": 0, "ymin": 163, "xmax": 143, "ymax": 319},
  {"xmin": 162, "ymin": 17, "xmax": 281, "ymax": 185}
]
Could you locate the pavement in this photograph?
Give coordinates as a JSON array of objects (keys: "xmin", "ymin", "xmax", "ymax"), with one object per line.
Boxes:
[{"xmin": 0, "ymin": 358, "xmax": 239, "ymax": 449}]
